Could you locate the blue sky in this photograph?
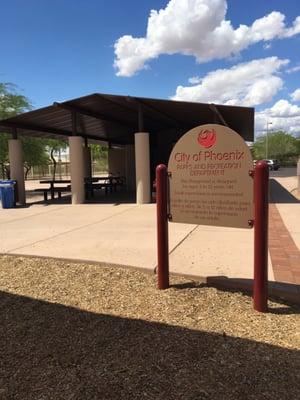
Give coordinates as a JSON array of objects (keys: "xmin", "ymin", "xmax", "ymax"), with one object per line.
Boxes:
[{"xmin": 1, "ymin": 0, "xmax": 300, "ymax": 134}]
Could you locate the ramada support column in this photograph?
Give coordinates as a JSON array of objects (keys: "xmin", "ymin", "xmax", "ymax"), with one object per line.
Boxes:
[
  {"xmin": 69, "ymin": 112, "xmax": 85, "ymax": 204},
  {"xmin": 83, "ymin": 138, "xmax": 92, "ymax": 179},
  {"xmin": 134, "ymin": 132, "xmax": 151, "ymax": 204},
  {"xmin": 8, "ymin": 130, "xmax": 26, "ymax": 205},
  {"xmin": 69, "ymin": 136, "xmax": 85, "ymax": 204}
]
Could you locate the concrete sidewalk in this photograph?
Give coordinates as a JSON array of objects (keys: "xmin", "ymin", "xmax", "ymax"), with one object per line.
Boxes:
[
  {"xmin": 0, "ymin": 201, "xmax": 292, "ymax": 279},
  {"xmin": 0, "ymin": 169, "xmax": 299, "ymax": 302}
]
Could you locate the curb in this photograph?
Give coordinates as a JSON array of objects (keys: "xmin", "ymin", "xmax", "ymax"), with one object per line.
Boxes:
[{"xmin": 2, "ymin": 253, "xmax": 299, "ymax": 306}]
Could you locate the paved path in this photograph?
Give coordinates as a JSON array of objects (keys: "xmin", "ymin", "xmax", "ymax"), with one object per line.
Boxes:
[
  {"xmin": 267, "ymin": 170, "xmax": 300, "ymax": 288},
  {"xmin": 269, "ymin": 204, "xmax": 300, "ymax": 285}
]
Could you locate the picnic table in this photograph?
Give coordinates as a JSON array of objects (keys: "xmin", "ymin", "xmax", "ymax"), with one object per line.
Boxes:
[
  {"xmin": 38, "ymin": 179, "xmax": 71, "ymax": 201},
  {"xmin": 90, "ymin": 176, "xmax": 125, "ymax": 191},
  {"xmin": 37, "ymin": 176, "xmax": 125, "ymax": 201},
  {"xmin": 85, "ymin": 176, "xmax": 125, "ymax": 197}
]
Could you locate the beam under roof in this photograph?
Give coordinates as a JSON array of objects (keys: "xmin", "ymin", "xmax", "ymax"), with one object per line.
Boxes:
[
  {"xmin": 1, "ymin": 120, "xmax": 71, "ymax": 137},
  {"xmin": 0, "ymin": 120, "xmax": 109, "ymax": 143},
  {"xmin": 96, "ymin": 93, "xmax": 136, "ymax": 114},
  {"xmin": 129, "ymin": 97, "xmax": 181, "ymax": 127},
  {"xmin": 97, "ymin": 93, "xmax": 177, "ymax": 129},
  {"xmin": 209, "ymin": 104, "xmax": 229, "ymax": 127},
  {"xmin": 53, "ymin": 101, "xmax": 135, "ymax": 129}
]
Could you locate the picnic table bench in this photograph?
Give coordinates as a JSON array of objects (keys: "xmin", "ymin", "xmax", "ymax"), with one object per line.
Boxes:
[
  {"xmin": 86, "ymin": 182, "xmax": 111, "ymax": 197},
  {"xmin": 85, "ymin": 176, "xmax": 125, "ymax": 198},
  {"xmin": 34, "ymin": 184, "xmax": 71, "ymax": 202}
]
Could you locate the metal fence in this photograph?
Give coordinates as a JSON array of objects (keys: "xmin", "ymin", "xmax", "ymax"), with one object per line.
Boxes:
[{"xmin": 0, "ymin": 162, "xmax": 107, "ymax": 180}]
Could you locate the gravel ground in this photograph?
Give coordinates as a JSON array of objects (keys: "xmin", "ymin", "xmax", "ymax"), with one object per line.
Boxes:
[{"xmin": 0, "ymin": 255, "xmax": 299, "ymax": 400}]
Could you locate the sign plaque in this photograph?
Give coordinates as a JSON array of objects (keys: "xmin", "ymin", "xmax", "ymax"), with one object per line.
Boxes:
[{"xmin": 168, "ymin": 124, "xmax": 254, "ymax": 228}]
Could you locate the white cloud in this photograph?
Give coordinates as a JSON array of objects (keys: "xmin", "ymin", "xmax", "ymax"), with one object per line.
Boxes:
[
  {"xmin": 263, "ymin": 43, "xmax": 272, "ymax": 50},
  {"xmin": 255, "ymin": 100, "xmax": 300, "ymax": 134},
  {"xmin": 268, "ymin": 100, "xmax": 300, "ymax": 117},
  {"xmin": 290, "ymin": 88, "xmax": 300, "ymax": 102},
  {"xmin": 188, "ymin": 76, "xmax": 201, "ymax": 84},
  {"xmin": 286, "ymin": 65, "xmax": 300, "ymax": 73},
  {"xmin": 114, "ymin": 0, "xmax": 300, "ymax": 77},
  {"xmin": 171, "ymin": 57, "xmax": 288, "ymax": 106},
  {"xmin": 282, "ymin": 16, "xmax": 300, "ymax": 37}
]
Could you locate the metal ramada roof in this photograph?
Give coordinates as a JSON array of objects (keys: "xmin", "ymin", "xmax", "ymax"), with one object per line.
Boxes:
[{"xmin": 0, "ymin": 92, "xmax": 254, "ymax": 144}]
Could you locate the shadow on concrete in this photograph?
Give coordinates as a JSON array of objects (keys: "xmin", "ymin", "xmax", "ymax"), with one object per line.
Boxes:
[
  {"xmin": 269, "ymin": 179, "xmax": 299, "ymax": 204},
  {"xmin": 0, "ymin": 290, "xmax": 299, "ymax": 399}
]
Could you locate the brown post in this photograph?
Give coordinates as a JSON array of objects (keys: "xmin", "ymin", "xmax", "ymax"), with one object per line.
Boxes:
[
  {"xmin": 297, "ymin": 157, "xmax": 300, "ymax": 195},
  {"xmin": 156, "ymin": 164, "xmax": 169, "ymax": 289},
  {"xmin": 253, "ymin": 160, "xmax": 269, "ymax": 312}
]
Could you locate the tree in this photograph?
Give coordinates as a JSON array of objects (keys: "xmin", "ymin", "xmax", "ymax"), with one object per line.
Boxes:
[
  {"xmin": 0, "ymin": 83, "xmax": 66, "ymax": 180},
  {"xmin": 45, "ymin": 139, "xmax": 68, "ymax": 180},
  {"xmin": 0, "ymin": 134, "xmax": 8, "ymax": 178},
  {"xmin": 0, "ymin": 83, "xmax": 31, "ymax": 118},
  {"xmin": 90, "ymin": 144, "xmax": 108, "ymax": 171},
  {"xmin": 252, "ymin": 131, "xmax": 299, "ymax": 164},
  {"xmin": 0, "ymin": 83, "xmax": 32, "ymax": 178},
  {"xmin": 22, "ymin": 137, "xmax": 49, "ymax": 179}
]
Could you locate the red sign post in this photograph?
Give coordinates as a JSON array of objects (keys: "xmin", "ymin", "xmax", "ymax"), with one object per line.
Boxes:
[
  {"xmin": 156, "ymin": 164, "xmax": 169, "ymax": 290},
  {"xmin": 253, "ymin": 161, "xmax": 269, "ymax": 312}
]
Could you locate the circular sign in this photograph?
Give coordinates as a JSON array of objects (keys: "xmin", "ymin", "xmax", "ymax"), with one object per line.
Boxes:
[{"xmin": 168, "ymin": 124, "xmax": 254, "ymax": 229}]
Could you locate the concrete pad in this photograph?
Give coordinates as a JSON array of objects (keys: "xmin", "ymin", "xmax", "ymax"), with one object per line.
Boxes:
[
  {"xmin": 1, "ymin": 204, "xmax": 134, "ymax": 253},
  {"xmin": 276, "ymin": 204, "xmax": 300, "ymax": 249},
  {"xmin": 12, "ymin": 205, "xmax": 196, "ymax": 270},
  {"xmin": 169, "ymin": 224, "xmax": 274, "ymax": 281},
  {"xmin": 0, "ymin": 201, "xmax": 282, "ymax": 284},
  {"xmin": 0, "ymin": 204, "xmax": 64, "ymax": 224}
]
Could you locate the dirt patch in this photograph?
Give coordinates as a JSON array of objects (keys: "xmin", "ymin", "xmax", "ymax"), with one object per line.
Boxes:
[{"xmin": 0, "ymin": 255, "xmax": 299, "ymax": 400}]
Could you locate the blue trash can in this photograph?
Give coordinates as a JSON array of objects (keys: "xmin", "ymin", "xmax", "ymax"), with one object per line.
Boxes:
[
  {"xmin": 0, "ymin": 181, "xmax": 15, "ymax": 209},
  {"xmin": 0, "ymin": 180, "xmax": 5, "ymax": 201},
  {"xmin": 0, "ymin": 180, "xmax": 16, "ymax": 201}
]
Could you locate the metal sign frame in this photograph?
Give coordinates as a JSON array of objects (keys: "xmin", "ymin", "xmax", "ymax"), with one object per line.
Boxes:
[{"xmin": 156, "ymin": 161, "xmax": 269, "ymax": 313}]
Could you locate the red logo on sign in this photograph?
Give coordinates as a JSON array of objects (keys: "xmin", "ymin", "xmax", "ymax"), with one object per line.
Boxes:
[{"xmin": 197, "ymin": 129, "xmax": 216, "ymax": 148}]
